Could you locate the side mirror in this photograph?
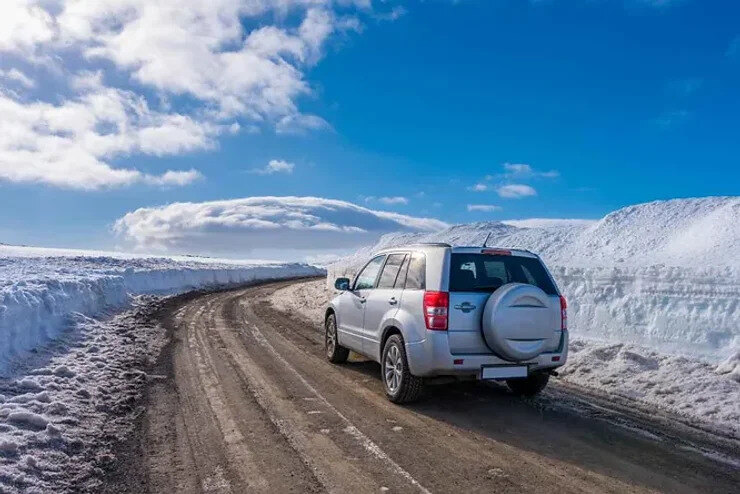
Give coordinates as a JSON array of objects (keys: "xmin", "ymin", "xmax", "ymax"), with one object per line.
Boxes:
[{"xmin": 334, "ymin": 277, "xmax": 351, "ymax": 291}]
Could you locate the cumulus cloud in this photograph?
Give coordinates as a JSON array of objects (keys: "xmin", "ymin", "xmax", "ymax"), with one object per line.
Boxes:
[
  {"xmin": 467, "ymin": 204, "xmax": 501, "ymax": 212},
  {"xmin": 496, "ymin": 184, "xmax": 537, "ymax": 199},
  {"xmin": 114, "ymin": 196, "xmax": 449, "ymax": 255},
  {"xmin": 365, "ymin": 196, "xmax": 409, "ymax": 205},
  {"xmin": 0, "ymin": 1, "xmax": 378, "ymax": 189},
  {"xmin": 250, "ymin": 159, "xmax": 295, "ymax": 175},
  {"xmin": 0, "ymin": 77, "xmax": 216, "ymax": 189}
]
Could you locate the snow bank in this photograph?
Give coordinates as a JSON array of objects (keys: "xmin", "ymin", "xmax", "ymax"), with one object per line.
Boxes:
[
  {"xmin": 327, "ymin": 197, "xmax": 740, "ymax": 362},
  {"xmin": 0, "ymin": 298, "xmax": 169, "ymax": 492},
  {"xmin": 0, "ymin": 246, "xmax": 323, "ymax": 374}
]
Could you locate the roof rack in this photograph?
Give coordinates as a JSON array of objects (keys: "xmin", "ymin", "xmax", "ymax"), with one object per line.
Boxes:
[{"xmin": 412, "ymin": 242, "xmax": 452, "ymax": 247}]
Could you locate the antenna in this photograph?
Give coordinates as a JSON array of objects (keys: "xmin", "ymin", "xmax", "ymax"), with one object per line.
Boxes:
[{"xmin": 482, "ymin": 232, "xmax": 491, "ymax": 247}]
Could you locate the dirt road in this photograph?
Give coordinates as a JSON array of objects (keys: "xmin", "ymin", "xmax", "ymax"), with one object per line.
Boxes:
[{"xmin": 113, "ymin": 279, "xmax": 739, "ymax": 493}]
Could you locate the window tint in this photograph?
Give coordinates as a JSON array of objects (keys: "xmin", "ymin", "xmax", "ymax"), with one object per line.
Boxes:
[
  {"xmin": 354, "ymin": 255, "xmax": 385, "ymax": 290},
  {"xmin": 449, "ymin": 254, "xmax": 557, "ymax": 295},
  {"xmin": 394, "ymin": 254, "xmax": 410, "ymax": 289},
  {"xmin": 405, "ymin": 253, "xmax": 426, "ymax": 290},
  {"xmin": 377, "ymin": 254, "xmax": 406, "ymax": 289}
]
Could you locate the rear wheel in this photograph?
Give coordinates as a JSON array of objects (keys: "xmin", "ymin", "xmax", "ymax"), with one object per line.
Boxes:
[
  {"xmin": 506, "ymin": 372, "xmax": 550, "ymax": 396},
  {"xmin": 325, "ymin": 313, "xmax": 349, "ymax": 364},
  {"xmin": 382, "ymin": 334, "xmax": 423, "ymax": 404}
]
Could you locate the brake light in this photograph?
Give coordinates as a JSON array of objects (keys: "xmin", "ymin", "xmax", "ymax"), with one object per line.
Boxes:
[
  {"xmin": 423, "ymin": 291, "xmax": 449, "ymax": 330},
  {"xmin": 482, "ymin": 249, "xmax": 511, "ymax": 256},
  {"xmin": 559, "ymin": 295, "xmax": 567, "ymax": 330}
]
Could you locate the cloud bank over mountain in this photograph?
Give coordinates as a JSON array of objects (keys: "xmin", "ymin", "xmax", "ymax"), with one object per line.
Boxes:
[{"xmin": 114, "ymin": 196, "xmax": 449, "ymax": 255}]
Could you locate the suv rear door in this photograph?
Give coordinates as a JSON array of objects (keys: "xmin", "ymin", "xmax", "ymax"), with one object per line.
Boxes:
[{"xmin": 447, "ymin": 252, "xmax": 561, "ymax": 356}]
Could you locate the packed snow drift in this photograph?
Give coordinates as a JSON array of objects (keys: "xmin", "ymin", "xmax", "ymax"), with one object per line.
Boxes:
[
  {"xmin": 328, "ymin": 197, "xmax": 740, "ymax": 364},
  {"xmin": 0, "ymin": 245, "xmax": 322, "ymax": 374}
]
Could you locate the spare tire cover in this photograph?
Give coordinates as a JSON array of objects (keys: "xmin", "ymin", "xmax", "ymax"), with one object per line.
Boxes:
[{"xmin": 482, "ymin": 283, "xmax": 553, "ymax": 361}]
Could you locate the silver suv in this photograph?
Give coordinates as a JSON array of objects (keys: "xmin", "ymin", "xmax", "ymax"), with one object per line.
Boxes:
[{"xmin": 325, "ymin": 243, "xmax": 568, "ymax": 403}]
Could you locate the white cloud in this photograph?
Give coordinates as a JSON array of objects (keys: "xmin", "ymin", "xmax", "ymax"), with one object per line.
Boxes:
[
  {"xmin": 364, "ymin": 196, "xmax": 409, "ymax": 205},
  {"xmin": 469, "ymin": 183, "xmax": 489, "ymax": 192},
  {"xmin": 0, "ymin": 68, "xmax": 35, "ymax": 88},
  {"xmin": 276, "ymin": 113, "xmax": 332, "ymax": 134},
  {"xmin": 496, "ymin": 184, "xmax": 537, "ymax": 199},
  {"xmin": 0, "ymin": 0, "xmax": 55, "ymax": 56},
  {"xmin": 0, "ymin": 78, "xmax": 215, "ymax": 189},
  {"xmin": 378, "ymin": 196, "xmax": 409, "ymax": 205},
  {"xmin": 250, "ymin": 159, "xmax": 295, "ymax": 175},
  {"xmin": 503, "ymin": 163, "xmax": 532, "ymax": 175},
  {"xmin": 467, "ymin": 204, "xmax": 502, "ymax": 212},
  {"xmin": 0, "ymin": 1, "xmax": 374, "ymax": 189},
  {"xmin": 114, "ymin": 196, "xmax": 449, "ymax": 255},
  {"xmin": 502, "ymin": 162, "xmax": 559, "ymax": 179},
  {"xmin": 144, "ymin": 169, "xmax": 202, "ymax": 187}
]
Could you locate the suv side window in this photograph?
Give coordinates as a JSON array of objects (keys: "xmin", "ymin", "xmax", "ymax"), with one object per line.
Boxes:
[
  {"xmin": 394, "ymin": 254, "xmax": 410, "ymax": 289},
  {"xmin": 353, "ymin": 255, "xmax": 385, "ymax": 290},
  {"xmin": 405, "ymin": 253, "xmax": 426, "ymax": 290},
  {"xmin": 377, "ymin": 254, "xmax": 407, "ymax": 289}
]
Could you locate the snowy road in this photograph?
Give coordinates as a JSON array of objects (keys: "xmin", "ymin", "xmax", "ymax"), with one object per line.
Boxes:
[{"xmin": 110, "ymin": 279, "xmax": 739, "ymax": 493}]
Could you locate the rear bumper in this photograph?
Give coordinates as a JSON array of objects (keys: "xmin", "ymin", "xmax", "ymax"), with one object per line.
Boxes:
[{"xmin": 405, "ymin": 330, "xmax": 568, "ymax": 378}]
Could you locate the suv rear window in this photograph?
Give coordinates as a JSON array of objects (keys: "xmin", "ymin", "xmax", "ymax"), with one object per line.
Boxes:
[{"xmin": 449, "ymin": 254, "xmax": 557, "ymax": 295}]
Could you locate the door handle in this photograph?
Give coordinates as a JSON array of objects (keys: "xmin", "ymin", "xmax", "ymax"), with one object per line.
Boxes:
[
  {"xmin": 388, "ymin": 297, "xmax": 398, "ymax": 305},
  {"xmin": 358, "ymin": 297, "xmax": 366, "ymax": 304}
]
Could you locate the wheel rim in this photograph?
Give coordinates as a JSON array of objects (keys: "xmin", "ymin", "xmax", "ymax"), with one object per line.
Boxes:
[
  {"xmin": 326, "ymin": 318, "xmax": 336, "ymax": 356},
  {"xmin": 384, "ymin": 344, "xmax": 403, "ymax": 393}
]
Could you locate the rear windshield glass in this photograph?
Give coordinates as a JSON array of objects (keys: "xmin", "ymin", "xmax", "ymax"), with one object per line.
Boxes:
[{"xmin": 449, "ymin": 254, "xmax": 557, "ymax": 295}]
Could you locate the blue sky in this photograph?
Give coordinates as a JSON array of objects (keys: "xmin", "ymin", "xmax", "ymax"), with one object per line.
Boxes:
[{"xmin": 0, "ymin": 0, "xmax": 738, "ymax": 258}]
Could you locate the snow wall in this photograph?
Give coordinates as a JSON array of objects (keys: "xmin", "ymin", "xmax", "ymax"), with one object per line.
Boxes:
[
  {"xmin": 328, "ymin": 197, "xmax": 739, "ymax": 362},
  {"xmin": 0, "ymin": 252, "xmax": 323, "ymax": 373}
]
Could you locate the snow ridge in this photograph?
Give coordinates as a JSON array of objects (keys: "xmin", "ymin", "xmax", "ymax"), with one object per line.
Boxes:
[{"xmin": 0, "ymin": 249, "xmax": 323, "ymax": 374}]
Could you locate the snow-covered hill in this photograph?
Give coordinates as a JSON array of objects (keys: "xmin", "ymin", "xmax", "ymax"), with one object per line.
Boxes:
[
  {"xmin": 328, "ymin": 197, "xmax": 740, "ymax": 364},
  {"xmin": 0, "ymin": 245, "xmax": 323, "ymax": 374}
]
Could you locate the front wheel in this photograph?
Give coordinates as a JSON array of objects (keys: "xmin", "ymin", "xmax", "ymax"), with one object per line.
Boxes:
[
  {"xmin": 506, "ymin": 372, "xmax": 550, "ymax": 396},
  {"xmin": 325, "ymin": 313, "xmax": 349, "ymax": 364},
  {"xmin": 382, "ymin": 335, "xmax": 423, "ymax": 404}
]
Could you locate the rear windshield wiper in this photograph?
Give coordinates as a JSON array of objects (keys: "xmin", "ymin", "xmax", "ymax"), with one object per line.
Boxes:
[{"xmin": 471, "ymin": 285, "xmax": 502, "ymax": 291}]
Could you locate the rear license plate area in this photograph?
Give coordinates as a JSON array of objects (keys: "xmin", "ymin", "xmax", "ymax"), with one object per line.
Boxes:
[{"xmin": 481, "ymin": 365, "xmax": 528, "ymax": 380}]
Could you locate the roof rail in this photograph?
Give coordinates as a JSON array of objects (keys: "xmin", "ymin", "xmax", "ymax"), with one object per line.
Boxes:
[{"xmin": 407, "ymin": 242, "xmax": 452, "ymax": 248}]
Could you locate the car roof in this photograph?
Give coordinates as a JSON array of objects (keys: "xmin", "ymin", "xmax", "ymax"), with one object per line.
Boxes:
[{"xmin": 374, "ymin": 244, "xmax": 538, "ymax": 258}]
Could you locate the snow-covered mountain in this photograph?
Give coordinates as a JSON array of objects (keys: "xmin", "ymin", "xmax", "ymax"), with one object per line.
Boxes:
[{"xmin": 329, "ymin": 197, "xmax": 740, "ymax": 363}]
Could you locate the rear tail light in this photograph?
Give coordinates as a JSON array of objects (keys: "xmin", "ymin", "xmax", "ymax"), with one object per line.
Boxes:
[
  {"xmin": 559, "ymin": 295, "xmax": 567, "ymax": 330},
  {"xmin": 423, "ymin": 291, "xmax": 449, "ymax": 330}
]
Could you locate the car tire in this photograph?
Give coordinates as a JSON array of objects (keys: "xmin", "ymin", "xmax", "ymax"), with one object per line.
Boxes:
[
  {"xmin": 506, "ymin": 372, "xmax": 550, "ymax": 396},
  {"xmin": 325, "ymin": 313, "xmax": 349, "ymax": 364},
  {"xmin": 382, "ymin": 334, "xmax": 423, "ymax": 404}
]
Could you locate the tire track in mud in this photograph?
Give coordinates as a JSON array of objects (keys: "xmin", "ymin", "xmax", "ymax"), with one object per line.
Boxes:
[{"xmin": 124, "ymin": 280, "xmax": 739, "ymax": 494}]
